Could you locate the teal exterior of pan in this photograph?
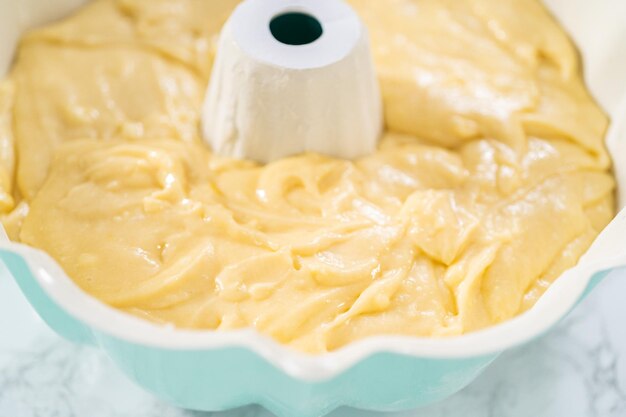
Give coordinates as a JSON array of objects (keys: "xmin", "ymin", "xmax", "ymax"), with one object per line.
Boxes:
[{"xmin": 0, "ymin": 244, "xmax": 618, "ymax": 417}]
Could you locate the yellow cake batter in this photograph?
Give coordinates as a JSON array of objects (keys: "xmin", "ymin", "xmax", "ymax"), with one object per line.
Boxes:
[{"xmin": 0, "ymin": 0, "xmax": 615, "ymax": 353}]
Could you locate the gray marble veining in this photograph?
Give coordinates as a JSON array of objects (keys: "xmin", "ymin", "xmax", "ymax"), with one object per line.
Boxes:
[{"xmin": 0, "ymin": 265, "xmax": 625, "ymax": 417}]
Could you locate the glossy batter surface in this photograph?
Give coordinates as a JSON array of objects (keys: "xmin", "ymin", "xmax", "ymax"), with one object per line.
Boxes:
[{"xmin": 0, "ymin": 0, "xmax": 615, "ymax": 353}]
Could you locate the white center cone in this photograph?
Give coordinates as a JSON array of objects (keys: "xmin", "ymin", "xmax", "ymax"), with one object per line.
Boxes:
[{"xmin": 202, "ymin": 0, "xmax": 382, "ymax": 163}]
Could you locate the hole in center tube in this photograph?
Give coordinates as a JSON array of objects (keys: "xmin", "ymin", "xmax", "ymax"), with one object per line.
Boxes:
[{"xmin": 270, "ymin": 12, "xmax": 323, "ymax": 46}]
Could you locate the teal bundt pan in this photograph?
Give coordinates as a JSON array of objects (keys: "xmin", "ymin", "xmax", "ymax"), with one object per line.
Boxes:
[{"xmin": 1, "ymin": 0, "xmax": 626, "ymax": 415}]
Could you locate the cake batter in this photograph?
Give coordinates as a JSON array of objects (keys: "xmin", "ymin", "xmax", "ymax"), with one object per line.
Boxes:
[{"xmin": 0, "ymin": 0, "xmax": 615, "ymax": 353}]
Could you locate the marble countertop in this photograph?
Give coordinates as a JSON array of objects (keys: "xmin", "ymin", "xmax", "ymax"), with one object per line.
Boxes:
[{"xmin": 1, "ymin": 262, "xmax": 625, "ymax": 417}]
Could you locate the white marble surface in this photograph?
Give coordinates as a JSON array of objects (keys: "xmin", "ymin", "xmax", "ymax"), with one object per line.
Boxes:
[{"xmin": 1, "ymin": 263, "xmax": 625, "ymax": 417}]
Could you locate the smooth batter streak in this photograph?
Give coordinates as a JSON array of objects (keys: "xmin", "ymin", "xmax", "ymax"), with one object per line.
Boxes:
[{"xmin": 0, "ymin": 0, "xmax": 615, "ymax": 353}]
